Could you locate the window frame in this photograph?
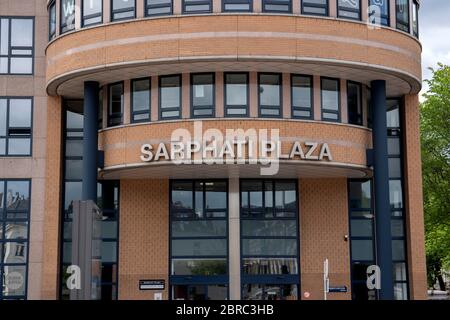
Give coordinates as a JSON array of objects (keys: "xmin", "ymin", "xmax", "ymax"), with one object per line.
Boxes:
[
  {"xmin": 107, "ymin": 81, "xmax": 124, "ymax": 127},
  {"xmin": 48, "ymin": 1, "xmax": 57, "ymax": 41},
  {"xmin": 368, "ymin": 0, "xmax": 390, "ymax": 27},
  {"xmin": 182, "ymin": 0, "xmax": 213, "ymax": 14},
  {"xmin": 412, "ymin": 0, "xmax": 419, "ymax": 37},
  {"xmin": 131, "ymin": 77, "xmax": 151, "ymax": 124},
  {"xmin": 320, "ymin": 77, "xmax": 341, "ymax": 123},
  {"xmin": 0, "ymin": 17, "xmax": 35, "ymax": 75},
  {"xmin": 145, "ymin": 0, "xmax": 173, "ymax": 17},
  {"xmin": 258, "ymin": 73, "xmax": 283, "ymax": 118},
  {"xmin": 222, "ymin": 0, "xmax": 253, "ymax": 12},
  {"xmin": 291, "ymin": 74, "xmax": 314, "ymax": 120},
  {"xmin": 224, "ymin": 72, "xmax": 249, "ymax": 118},
  {"xmin": 82, "ymin": 0, "xmax": 104, "ymax": 27},
  {"xmin": 302, "ymin": 0, "xmax": 329, "ymax": 17},
  {"xmin": 262, "ymin": 0, "xmax": 293, "ymax": 13},
  {"xmin": 60, "ymin": 0, "xmax": 76, "ymax": 34},
  {"xmin": 159, "ymin": 74, "xmax": 182, "ymax": 120},
  {"xmin": 337, "ymin": 0, "xmax": 361, "ymax": 21},
  {"xmin": 190, "ymin": 72, "xmax": 216, "ymax": 119},
  {"xmin": 0, "ymin": 97, "xmax": 33, "ymax": 157},
  {"xmin": 0, "ymin": 178, "xmax": 31, "ymax": 300},
  {"xmin": 395, "ymin": 0, "xmax": 410, "ymax": 33},
  {"xmin": 347, "ymin": 80, "xmax": 363, "ymax": 126},
  {"xmin": 111, "ymin": 0, "xmax": 136, "ymax": 22}
]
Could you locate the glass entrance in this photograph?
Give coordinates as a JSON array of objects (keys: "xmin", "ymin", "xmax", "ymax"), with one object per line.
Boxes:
[{"xmin": 172, "ymin": 285, "xmax": 228, "ymax": 300}]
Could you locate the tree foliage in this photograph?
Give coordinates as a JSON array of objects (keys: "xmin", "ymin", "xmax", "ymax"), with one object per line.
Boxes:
[{"xmin": 421, "ymin": 63, "xmax": 450, "ymax": 288}]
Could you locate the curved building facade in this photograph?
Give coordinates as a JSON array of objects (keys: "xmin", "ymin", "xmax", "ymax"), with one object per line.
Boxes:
[{"xmin": 0, "ymin": 0, "xmax": 426, "ymax": 300}]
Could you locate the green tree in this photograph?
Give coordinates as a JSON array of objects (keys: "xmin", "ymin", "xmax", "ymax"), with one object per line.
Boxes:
[{"xmin": 421, "ymin": 63, "xmax": 450, "ymax": 290}]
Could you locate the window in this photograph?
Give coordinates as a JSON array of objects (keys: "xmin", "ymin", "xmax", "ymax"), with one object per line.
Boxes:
[
  {"xmin": 0, "ymin": 17, "xmax": 34, "ymax": 75},
  {"xmin": 111, "ymin": 0, "xmax": 136, "ymax": 21},
  {"xmin": 82, "ymin": 0, "xmax": 103, "ymax": 27},
  {"xmin": 240, "ymin": 180, "xmax": 299, "ymax": 300},
  {"xmin": 347, "ymin": 81, "xmax": 362, "ymax": 126},
  {"xmin": 183, "ymin": 0, "xmax": 212, "ymax": 14},
  {"xmin": 262, "ymin": 0, "xmax": 292, "ymax": 13},
  {"xmin": 61, "ymin": 0, "xmax": 76, "ymax": 33},
  {"xmin": 258, "ymin": 73, "xmax": 282, "ymax": 118},
  {"xmin": 0, "ymin": 179, "xmax": 30, "ymax": 300},
  {"xmin": 368, "ymin": 0, "xmax": 389, "ymax": 26},
  {"xmin": 395, "ymin": 0, "xmax": 409, "ymax": 32},
  {"xmin": 145, "ymin": 0, "xmax": 173, "ymax": 16},
  {"xmin": 49, "ymin": 1, "xmax": 57, "ymax": 40},
  {"xmin": 170, "ymin": 180, "xmax": 229, "ymax": 300},
  {"xmin": 191, "ymin": 73, "xmax": 215, "ymax": 118},
  {"xmin": 291, "ymin": 75, "xmax": 313, "ymax": 119},
  {"xmin": 0, "ymin": 98, "xmax": 33, "ymax": 156},
  {"xmin": 338, "ymin": 0, "xmax": 361, "ymax": 20},
  {"xmin": 159, "ymin": 75, "xmax": 181, "ymax": 120},
  {"xmin": 348, "ymin": 179, "xmax": 376, "ymax": 300},
  {"xmin": 223, "ymin": 0, "xmax": 252, "ymax": 12},
  {"xmin": 224, "ymin": 73, "xmax": 248, "ymax": 117},
  {"xmin": 108, "ymin": 83, "xmax": 123, "ymax": 127},
  {"xmin": 412, "ymin": 0, "xmax": 419, "ymax": 37},
  {"xmin": 131, "ymin": 78, "xmax": 151, "ymax": 123},
  {"xmin": 302, "ymin": 0, "xmax": 329, "ymax": 16},
  {"xmin": 321, "ymin": 77, "xmax": 340, "ymax": 122},
  {"xmin": 98, "ymin": 88, "xmax": 103, "ymax": 129}
]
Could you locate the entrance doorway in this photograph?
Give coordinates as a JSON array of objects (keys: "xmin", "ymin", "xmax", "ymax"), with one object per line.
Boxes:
[{"xmin": 172, "ymin": 285, "xmax": 228, "ymax": 300}]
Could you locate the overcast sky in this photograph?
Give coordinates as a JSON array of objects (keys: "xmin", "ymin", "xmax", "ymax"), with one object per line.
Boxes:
[{"xmin": 419, "ymin": 0, "xmax": 450, "ymax": 98}]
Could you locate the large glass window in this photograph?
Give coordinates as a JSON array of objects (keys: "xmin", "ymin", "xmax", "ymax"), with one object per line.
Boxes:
[
  {"xmin": 368, "ymin": 0, "xmax": 389, "ymax": 26},
  {"xmin": 348, "ymin": 179, "xmax": 376, "ymax": 300},
  {"xmin": 396, "ymin": 0, "xmax": 410, "ymax": 32},
  {"xmin": 223, "ymin": 0, "xmax": 252, "ymax": 12},
  {"xmin": 61, "ymin": 0, "xmax": 76, "ymax": 33},
  {"xmin": 291, "ymin": 75, "xmax": 313, "ymax": 119},
  {"xmin": 111, "ymin": 0, "xmax": 136, "ymax": 21},
  {"xmin": 191, "ymin": 73, "xmax": 215, "ymax": 118},
  {"xmin": 302, "ymin": 0, "xmax": 329, "ymax": 16},
  {"xmin": 259, "ymin": 73, "xmax": 282, "ymax": 118},
  {"xmin": 159, "ymin": 75, "xmax": 181, "ymax": 120},
  {"xmin": 170, "ymin": 180, "xmax": 228, "ymax": 300},
  {"xmin": 145, "ymin": 0, "xmax": 173, "ymax": 16},
  {"xmin": 49, "ymin": 1, "xmax": 57, "ymax": 40},
  {"xmin": 224, "ymin": 73, "xmax": 248, "ymax": 117},
  {"xmin": 82, "ymin": 0, "xmax": 103, "ymax": 27},
  {"xmin": 183, "ymin": 0, "xmax": 213, "ymax": 14},
  {"xmin": 338, "ymin": 0, "xmax": 361, "ymax": 20},
  {"xmin": 108, "ymin": 83, "xmax": 123, "ymax": 127},
  {"xmin": 131, "ymin": 78, "xmax": 151, "ymax": 123},
  {"xmin": 240, "ymin": 180, "xmax": 299, "ymax": 300},
  {"xmin": 321, "ymin": 77, "xmax": 340, "ymax": 122},
  {"xmin": 0, "ymin": 179, "xmax": 30, "ymax": 300},
  {"xmin": 412, "ymin": 0, "xmax": 419, "ymax": 37},
  {"xmin": 347, "ymin": 81, "xmax": 362, "ymax": 126},
  {"xmin": 0, "ymin": 98, "xmax": 33, "ymax": 156},
  {"xmin": 262, "ymin": 0, "xmax": 292, "ymax": 13},
  {"xmin": 0, "ymin": 17, "xmax": 34, "ymax": 75}
]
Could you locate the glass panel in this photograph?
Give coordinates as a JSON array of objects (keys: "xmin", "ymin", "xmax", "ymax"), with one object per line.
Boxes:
[
  {"xmin": 132, "ymin": 79, "xmax": 150, "ymax": 113},
  {"xmin": 348, "ymin": 82, "xmax": 362, "ymax": 125},
  {"xmin": 369, "ymin": 0, "xmax": 389, "ymax": 26},
  {"xmin": 226, "ymin": 74, "xmax": 248, "ymax": 105},
  {"xmin": 11, "ymin": 19, "xmax": 33, "ymax": 47},
  {"xmin": 241, "ymin": 180, "xmax": 263, "ymax": 211},
  {"xmin": 242, "ymin": 238, "xmax": 297, "ymax": 256},
  {"xmin": 349, "ymin": 180, "xmax": 371, "ymax": 209},
  {"xmin": 242, "ymin": 258, "xmax": 298, "ymax": 275},
  {"xmin": 4, "ymin": 222, "xmax": 28, "ymax": 240},
  {"xmin": 303, "ymin": 0, "xmax": 328, "ymax": 15},
  {"xmin": 392, "ymin": 240, "xmax": 405, "ymax": 260},
  {"xmin": 63, "ymin": 241, "xmax": 72, "ymax": 263},
  {"xmin": 160, "ymin": 76, "xmax": 181, "ymax": 110},
  {"xmin": 292, "ymin": 75, "xmax": 312, "ymax": 110},
  {"xmin": 205, "ymin": 181, "xmax": 227, "ymax": 210},
  {"xmin": 192, "ymin": 74, "xmax": 214, "ymax": 108},
  {"xmin": 101, "ymin": 242, "xmax": 117, "ymax": 263},
  {"xmin": 0, "ymin": 57, "xmax": 8, "ymax": 73},
  {"xmin": 65, "ymin": 139, "xmax": 83, "ymax": 157},
  {"xmin": 184, "ymin": 0, "xmax": 212, "ymax": 13},
  {"xmin": 321, "ymin": 78, "xmax": 339, "ymax": 112},
  {"xmin": 112, "ymin": 0, "xmax": 135, "ymax": 11},
  {"xmin": 259, "ymin": 74, "xmax": 281, "ymax": 107},
  {"xmin": 83, "ymin": 0, "xmax": 102, "ymax": 18},
  {"xmin": 5, "ymin": 181, "xmax": 30, "ymax": 211},
  {"xmin": 242, "ymin": 284, "xmax": 298, "ymax": 300},
  {"xmin": 9, "ymin": 99, "xmax": 32, "ymax": 127},
  {"xmin": 67, "ymin": 111, "xmax": 84, "ymax": 129},
  {"xmin": 146, "ymin": 0, "xmax": 173, "ymax": 16},
  {"xmin": 388, "ymin": 158, "xmax": 402, "ymax": 178},
  {"xmin": 0, "ymin": 19, "xmax": 9, "ymax": 55},
  {"xmin": 61, "ymin": 0, "xmax": 76, "ymax": 32},
  {"xmin": 350, "ymin": 219, "xmax": 373, "ymax": 237},
  {"xmin": 389, "ymin": 180, "xmax": 403, "ymax": 209},
  {"xmin": 2, "ymin": 265, "xmax": 27, "ymax": 297},
  {"xmin": 242, "ymin": 220, "xmax": 297, "ymax": 237},
  {"xmin": 64, "ymin": 181, "xmax": 82, "ymax": 212},
  {"xmin": 171, "ymin": 259, "xmax": 227, "ymax": 275},
  {"xmin": 394, "ymin": 282, "xmax": 408, "ymax": 300},
  {"xmin": 338, "ymin": 0, "xmax": 360, "ymax": 20},
  {"xmin": 391, "ymin": 219, "xmax": 404, "ymax": 237},
  {"xmin": 396, "ymin": 0, "xmax": 409, "ymax": 32},
  {"xmin": 171, "ymin": 239, "xmax": 227, "ymax": 256},
  {"xmin": 172, "ymin": 220, "xmax": 227, "ymax": 237},
  {"xmin": 102, "ymin": 221, "xmax": 117, "ymax": 238},
  {"xmin": 171, "ymin": 181, "xmax": 193, "ymax": 210},
  {"xmin": 393, "ymin": 262, "xmax": 407, "ymax": 281},
  {"xmin": 0, "ymin": 99, "xmax": 6, "ymax": 135},
  {"xmin": 275, "ymin": 181, "xmax": 296, "ymax": 211},
  {"xmin": 49, "ymin": 3, "xmax": 57, "ymax": 38},
  {"xmin": 65, "ymin": 159, "xmax": 83, "ymax": 180},
  {"xmin": 109, "ymin": 83, "xmax": 123, "ymax": 115},
  {"xmin": 388, "ymin": 137, "xmax": 400, "ymax": 155},
  {"xmin": 2, "ymin": 242, "xmax": 28, "ymax": 263},
  {"xmin": 224, "ymin": 0, "xmax": 252, "ymax": 12},
  {"xmin": 0, "ymin": 138, "xmax": 5, "ymax": 155},
  {"xmin": 387, "ymin": 100, "xmax": 400, "ymax": 128},
  {"xmin": 351, "ymin": 240, "xmax": 374, "ymax": 260}
]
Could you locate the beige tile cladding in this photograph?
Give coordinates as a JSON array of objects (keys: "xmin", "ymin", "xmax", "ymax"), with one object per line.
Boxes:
[
  {"xmin": 45, "ymin": 15, "xmax": 422, "ymax": 84},
  {"xmin": 118, "ymin": 179, "xmax": 169, "ymax": 300},
  {"xmin": 402, "ymin": 95, "xmax": 427, "ymax": 300},
  {"xmin": 98, "ymin": 120, "xmax": 372, "ymax": 169},
  {"xmin": 299, "ymin": 178, "xmax": 351, "ymax": 300}
]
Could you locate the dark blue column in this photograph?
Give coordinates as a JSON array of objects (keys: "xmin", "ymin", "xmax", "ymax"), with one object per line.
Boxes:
[
  {"xmin": 82, "ymin": 81, "xmax": 99, "ymax": 201},
  {"xmin": 371, "ymin": 80, "xmax": 394, "ymax": 300}
]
